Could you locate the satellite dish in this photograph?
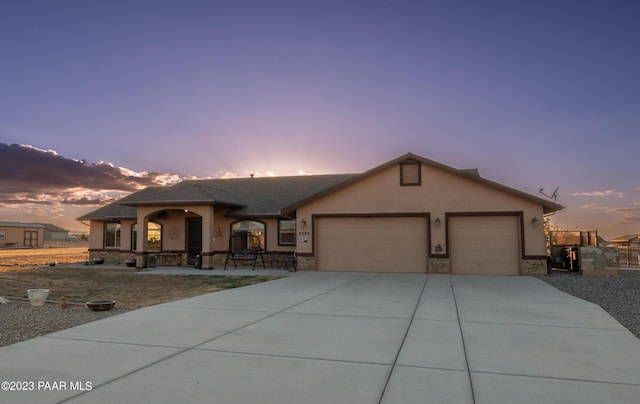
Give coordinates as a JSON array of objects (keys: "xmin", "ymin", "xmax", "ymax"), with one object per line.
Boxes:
[{"xmin": 539, "ymin": 187, "xmax": 559, "ymax": 201}]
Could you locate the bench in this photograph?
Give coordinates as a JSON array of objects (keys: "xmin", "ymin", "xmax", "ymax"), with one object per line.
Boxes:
[{"xmin": 223, "ymin": 235, "xmax": 266, "ymax": 270}]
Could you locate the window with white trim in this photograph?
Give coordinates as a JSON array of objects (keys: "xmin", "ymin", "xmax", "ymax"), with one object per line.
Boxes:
[{"xmin": 279, "ymin": 220, "xmax": 296, "ymax": 245}]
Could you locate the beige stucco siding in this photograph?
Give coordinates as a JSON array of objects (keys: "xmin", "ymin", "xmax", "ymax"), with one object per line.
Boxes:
[
  {"xmin": 298, "ymin": 164, "xmax": 544, "ymax": 255},
  {"xmin": 317, "ymin": 216, "xmax": 427, "ymax": 273},
  {"xmin": 449, "ymin": 216, "xmax": 520, "ymax": 275},
  {"xmin": 295, "ymin": 162, "xmax": 547, "ymax": 273}
]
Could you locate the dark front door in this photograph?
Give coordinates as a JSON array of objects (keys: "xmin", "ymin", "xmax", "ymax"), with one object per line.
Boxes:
[{"xmin": 186, "ymin": 218, "xmax": 202, "ymax": 265}]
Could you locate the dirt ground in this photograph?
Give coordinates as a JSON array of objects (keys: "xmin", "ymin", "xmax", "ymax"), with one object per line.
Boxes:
[{"xmin": 0, "ymin": 248, "xmax": 278, "ymax": 308}]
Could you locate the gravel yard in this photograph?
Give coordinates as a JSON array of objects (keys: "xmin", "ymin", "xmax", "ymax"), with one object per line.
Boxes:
[
  {"xmin": 1, "ymin": 270, "xmax": 638, "ymax": 347},
  {"xmin": 542, "ymin": 269, "xmax": 640, "ymax": 339},
  {"xmin": 0, "ymin": 300, "xmax": 131, "ymax": 347}
]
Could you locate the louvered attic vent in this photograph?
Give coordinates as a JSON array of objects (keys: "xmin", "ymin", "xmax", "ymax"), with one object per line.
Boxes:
[{"xmin": 400, "ymin": 160, "xmax": 421, "ymax": 186}]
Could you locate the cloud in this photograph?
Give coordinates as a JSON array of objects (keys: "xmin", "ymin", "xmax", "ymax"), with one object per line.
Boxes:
[
  {"xmin": 0, "ymin": 143, "xmax": 186, "ymax": 209},
  {"xmin": 614, "ymin": 207, "xmax": 640, "ymax": 212},
  {"xmin": 579, "ymin": 204, "xmax": 610, "ymax": 210},
  {"xmin": 572, "ymin": 190, "xmax": 624, "ymax": 198},
  {"xmin": 617, "ymin": 215, "xmax": 640, "ymax": 225},
  {"xmin": 217, "ymin": 170, "xmax": 239, "ymax": 179}
]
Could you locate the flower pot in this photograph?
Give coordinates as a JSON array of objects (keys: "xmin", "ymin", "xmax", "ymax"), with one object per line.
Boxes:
[
  {"xmin": 86, "ymin": 300, "xmax": 116, "ymax": 311},
  {"xmin": 27, "ymin": 289, "xmax": 50, "ymax": 306}
]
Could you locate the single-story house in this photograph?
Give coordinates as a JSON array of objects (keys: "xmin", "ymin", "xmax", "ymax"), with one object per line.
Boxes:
[
  {"xmin": 0, "ymin": 222, "xmax": 45, "ymax": 248},
  {"xmin": 77, "ymin": 152, "xmax": 563, "ymax": 275}
]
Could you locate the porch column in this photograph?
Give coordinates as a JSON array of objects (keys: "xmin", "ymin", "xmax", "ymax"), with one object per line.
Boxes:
[
  {"xmin": 135, "ymin": 215, "xmax": 149, "ymax": 269},
  {"xmin": 201, "ymin": 205, "xmax": 216, "ymax": 269}
]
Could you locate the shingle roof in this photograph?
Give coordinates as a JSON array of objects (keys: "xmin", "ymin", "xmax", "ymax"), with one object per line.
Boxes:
[
  {"xmin": 0, "ymin": 221, "xmax": 46, "ymax": 228},
  {"xmin": 38, "ymin": 223, "xmax": 69, "ymax": 232},
  {"xmin": 76, "ymin": 199, "xmax": 138, "ymax": 221},
  {"xmin": 77, "ymin": 174, "xmax": 357, "ymax": 220},
  {"xmin": 77, "ymin": 152, "xmax": 564, "ymax": 222}
]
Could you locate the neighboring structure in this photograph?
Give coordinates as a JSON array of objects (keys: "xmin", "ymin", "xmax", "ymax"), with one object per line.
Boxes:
[
  {"xmin": 77, "ymin": 153, "xmax": 563, "ymax": 275},
  {"xmin": 609, "ymin": 234, "xmax": 640, "ymax": 267},
  {"xmin": 548, "ymin": 230, "xmax": 599, "ymax": 271},
  {"xmin": 38, "ymin": 223, "xmax": 70, "ymax": 241},
  {"xmin": 0, "ymin": 222, "xmax": 45, "ymax": 248}
]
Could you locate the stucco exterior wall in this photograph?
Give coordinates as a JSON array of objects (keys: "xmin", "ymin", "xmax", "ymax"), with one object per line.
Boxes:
[{"xmin": 296, "ymin": 163, "xmax": 547, "ymax": 269}]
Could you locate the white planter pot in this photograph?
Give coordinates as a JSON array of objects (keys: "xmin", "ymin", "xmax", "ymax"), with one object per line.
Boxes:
[{"xmin": 27, "ymin": 289, "xmax": 50, "ymax": 306}]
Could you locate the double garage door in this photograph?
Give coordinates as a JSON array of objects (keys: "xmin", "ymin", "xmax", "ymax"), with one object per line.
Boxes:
[
  {"xmin": 317, "ymin": 217, "xmax": 428, "ymax": 273},
  {"xmin": 317, "ymin": 215, "xmax": 520, "ymax": 275}
]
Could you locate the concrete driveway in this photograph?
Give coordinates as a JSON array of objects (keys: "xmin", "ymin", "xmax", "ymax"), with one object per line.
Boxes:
[{"xmin": 1, "ymin": 271, "xmax": 639, "ymax": 403}]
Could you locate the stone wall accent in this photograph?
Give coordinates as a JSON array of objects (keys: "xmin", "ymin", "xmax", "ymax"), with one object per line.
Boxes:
[
  {"xmin": 520, "ymin": 259, "xmax": 546, "ymax": 276},
  {"xmin": 296, "ymin": 256, "xmax": 316, "ymax": 271},
  {"xmin": 89, "ymin": 250, "xmax": 121, "ymax": 264},
  {"xmin": 428, "ymin": 258, "xmax": 450, "ymax": 273},
  {"xmin": 580, "ymin": 246, "xmax": 620, "ymax": 277}
]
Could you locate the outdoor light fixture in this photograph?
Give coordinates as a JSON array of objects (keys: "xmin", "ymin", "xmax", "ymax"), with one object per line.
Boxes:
[
  {"xmin": 531, "ymin": 217, "xmax": 539, "ymax": 227},
  {"xmin": 434, "ymin": 217, "xmax": 441, "ymax": 227},
  {"xmin": 300, "ymin": 219, "xmax": 307, "ymax": 228}
]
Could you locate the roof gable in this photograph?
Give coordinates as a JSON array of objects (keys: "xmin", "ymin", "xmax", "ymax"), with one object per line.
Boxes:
[{"xmin": 283, "ymin": 152, "xmax": 563, "ymax": 214}]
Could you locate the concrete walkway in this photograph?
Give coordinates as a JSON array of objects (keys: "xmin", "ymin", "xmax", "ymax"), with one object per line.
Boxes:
[{"xmin": 1, "ymin": 272, "xmax": 639, "ymax": 403}]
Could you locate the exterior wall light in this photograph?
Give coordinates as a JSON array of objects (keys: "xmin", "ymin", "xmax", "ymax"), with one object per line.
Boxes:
[
  {"xmin": 300, "ymin": 219, "xmax": 307, "ymax": 228},
  {"xmin": 531, "ymin": 217, "xmax": 539, "ymax": 227},
  {"xmin": 434, "ymin": 218, "xmax": 441, "ymax": 227}
]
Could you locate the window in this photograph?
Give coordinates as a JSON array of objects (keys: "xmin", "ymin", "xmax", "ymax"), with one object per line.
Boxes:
[
  {"xmin": 131, "ymin": 222, "xmax": 162, "ymax": 251},
  {"xmin": 105, "ymin": 223, "xmax": 121, "ymax": 248},
  {"xmin": 279, "ymin": 220, "xmax": 296, "ymax": 245},
  {"xmin": 231, "ymin": 220, "xmax": 265, "ymax": 250},
  {"xmin": 400, "ymin": 160, "xmax": 421, "ymax": 186},
  {"xmin": 0, "ymin": 229, "xmax": 5, "ymax": 239}
]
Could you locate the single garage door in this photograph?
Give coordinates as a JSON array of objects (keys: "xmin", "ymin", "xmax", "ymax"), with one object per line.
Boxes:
[
  {"xmin": 317, "ymin": 217, "xmax": 427, "ymax": 273},
  {"xmin": 449, "ymin": 215, "xmax": 520, "ymax": 275}
]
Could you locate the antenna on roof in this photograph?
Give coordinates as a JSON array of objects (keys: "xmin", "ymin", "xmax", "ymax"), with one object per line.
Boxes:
[{"xmin": 539, "ymin": 186, "xmax": 559, "ymax": 201}]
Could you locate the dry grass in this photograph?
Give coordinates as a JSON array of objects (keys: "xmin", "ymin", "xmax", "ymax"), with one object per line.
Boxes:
[
  {"xmin": 0, "ymin": 248, "xmax": 278, "ymax": 308},
  {"xmin": 0, "ymin": 247, "xmax": 90, "ymax": 266}
]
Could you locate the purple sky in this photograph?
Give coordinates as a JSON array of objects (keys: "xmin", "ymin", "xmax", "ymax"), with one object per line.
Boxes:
[{"xmin": 1, "ymin": 0, "xmax": 638, "ymax": 239}]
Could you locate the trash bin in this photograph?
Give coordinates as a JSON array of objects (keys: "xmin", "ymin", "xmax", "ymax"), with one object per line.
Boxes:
[{"xmin": 194, "ymin": 254, "xmax": 202, "ymax": 269}]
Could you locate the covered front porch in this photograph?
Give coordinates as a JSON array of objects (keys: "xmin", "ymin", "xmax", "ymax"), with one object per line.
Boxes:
[{"xmin": 130, "ymin": 205, "xmax": 296, "ymax": 270}]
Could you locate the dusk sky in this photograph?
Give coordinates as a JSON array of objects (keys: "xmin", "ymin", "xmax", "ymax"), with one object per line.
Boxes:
[{"xmin": 1, "ymin": 0, "xmax": 638, "ymax": 239}]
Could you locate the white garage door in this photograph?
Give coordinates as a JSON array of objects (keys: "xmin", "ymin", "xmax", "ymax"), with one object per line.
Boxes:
[
  {"xmin": 317, "ymin": 217, "xmax": 427, "ymax": 273},
  {"xmin": 449, "ymin": 216, "xmax": 520, "ymax": 275}
]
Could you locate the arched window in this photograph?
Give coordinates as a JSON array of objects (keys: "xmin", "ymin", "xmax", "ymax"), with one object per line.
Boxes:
[
  {"xmin": 132, "ymin": 222, "xmax": 162, "ymax": 251},
  {"xmin": 231, "ymin": 220, "xmax": 265, "ymax": 250}
]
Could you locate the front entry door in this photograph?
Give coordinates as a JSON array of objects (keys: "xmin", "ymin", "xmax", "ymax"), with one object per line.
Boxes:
[{"xmin": 186, "ymin": 218, "xmax": 202, "ymax": 265}]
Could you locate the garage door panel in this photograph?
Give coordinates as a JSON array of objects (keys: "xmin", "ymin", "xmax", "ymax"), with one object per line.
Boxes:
[
  {"xmin": 318, "ymin": 217, "xmax": 427, "ymax": 273},
  {"xmin": 450, "ymin": 216, "xmax": 520, "ymax": 275}
]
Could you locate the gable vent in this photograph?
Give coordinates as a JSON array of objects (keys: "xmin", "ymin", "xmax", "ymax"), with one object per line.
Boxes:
[{"xmin": 400, "ymin": 161, "xmax": 421, "ymax": 186}]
